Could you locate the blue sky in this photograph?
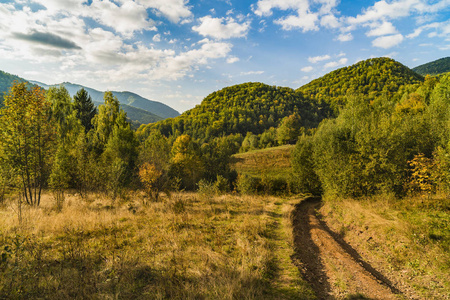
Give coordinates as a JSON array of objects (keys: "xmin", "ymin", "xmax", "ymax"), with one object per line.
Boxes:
[{"xmin": 0, "ymin": 0, "xmax": 449, "ymax": 112}]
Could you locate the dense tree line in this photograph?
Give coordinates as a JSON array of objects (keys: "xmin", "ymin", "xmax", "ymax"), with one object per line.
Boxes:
[
  {"xmin": 413, "ymin": 57, "xmax": 450, "ymax": 76},
  {"xmin": 138, "ymin": 82, "xmax": 332, "ymax": 145},
  {"xmin": 297, "ymin": 57, "xmax": 424, "ymax": 113},
  {"xmin": 292, "ymin": 73, "xmax": 450, "ymax": 198},
  {"xmin": 0, "ymin": 83, "xmax": 237, "ymax": 206}
]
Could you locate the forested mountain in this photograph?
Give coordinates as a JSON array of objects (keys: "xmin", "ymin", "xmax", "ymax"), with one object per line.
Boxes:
[
  {"xmin": 296, "ymin": 57, "xmax": 424, "ymax": 111},
  {"xmin": 0, "ymin": 71, "xmax": 36, "ymax": 106},
  {"xmin": 413, "ymin": 57, "xmax": 450, "ymax": 76},
  {"xmin": 30, "ymin": 81, "xmax": 179, "ymax": 119},
  {"xmin": 139, "ymin": 82, "xmax": 332, "ymax": 142},
  {"xmin": 0, "ymin": 70, "xmax": 176, "ymax": 125}
]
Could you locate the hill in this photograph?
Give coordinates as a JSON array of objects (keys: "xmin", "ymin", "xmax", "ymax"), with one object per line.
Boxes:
[
  {"xmin": 0, "ymin": 71, "xmax": 37, "ymax": 106},
  {"xmin": 30, "ymin": 81, "xmax": 179, "ymax": 119},
  {"xmin": 0, "ymin": 70, "xmax": 176, "ymax": 125},
  {"xmin": 141, "ymin": 82, "xmax": 332, "ymax": 142},
  {"xmin": 296, "ymin": 57, "xmax": 424, "ymax": 111},
  {"xmin": 412, "ymin": 57, "xmax": 450, "ymax": 76}
]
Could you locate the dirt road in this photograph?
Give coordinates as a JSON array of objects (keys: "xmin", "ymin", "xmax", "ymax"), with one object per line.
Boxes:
[{"xmin": 291, "ymin": 197, "xmax": 404, "ymax": 299}]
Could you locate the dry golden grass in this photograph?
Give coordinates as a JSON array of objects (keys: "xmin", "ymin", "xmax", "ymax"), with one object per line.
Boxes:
[
  {"xmin": 319, "ymin": 195, "xmax": 450, "ymax": 300},
  {"xmin": 0, "ymin": 191, "xmax": 312, "ymax": 299}
]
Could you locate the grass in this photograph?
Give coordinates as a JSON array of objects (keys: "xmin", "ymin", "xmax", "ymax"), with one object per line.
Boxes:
[
  {"xmin": 0, "ymin": 191, "xmax": 313, "ymax": 299},
  {"xmin": 231, "ymin": 145, "xmax": 294, "ymax": 180},
  {"xmin": 319, "ymin": 194, "xmax": 450, "ymax": 299}
]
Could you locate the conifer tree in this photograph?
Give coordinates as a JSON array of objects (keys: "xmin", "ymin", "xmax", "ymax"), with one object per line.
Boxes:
[{"xmin": 74, "ymin": 88, "xmax": 96, "ymax": 133}]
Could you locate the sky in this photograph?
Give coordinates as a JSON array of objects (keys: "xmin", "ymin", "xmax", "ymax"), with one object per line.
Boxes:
[{"xmin": 0, "ymin": 0, "xmax": 449, "ymax": 113}]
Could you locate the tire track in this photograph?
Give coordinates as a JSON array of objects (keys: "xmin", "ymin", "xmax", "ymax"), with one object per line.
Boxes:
[{"xmin": 291, "ymin": 197, "xmax": 404, "ymax": 299}]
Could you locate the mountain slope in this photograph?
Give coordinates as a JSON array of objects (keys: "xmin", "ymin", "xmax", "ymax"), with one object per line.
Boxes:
[
  {"xmin": 141, "ymin": 82, "xmax": 332, "ymax": 142},
  {"xmin": 30, "ymin": 81, "xmax": 179, "ymax": 119},
  {"xmin": 412, "ymin": 57, "xmax": 450, "ymax": 76},
  {"xmin": 0, "ymin": 71, "xmax": 164, "ymax": 125},
  {"xmin": 297, "ymin": 57, "xmax": 424, "ymax": 110},
  {"xmin": 0, "ymin": 71, "xmax": 37, "ymax": 106}
]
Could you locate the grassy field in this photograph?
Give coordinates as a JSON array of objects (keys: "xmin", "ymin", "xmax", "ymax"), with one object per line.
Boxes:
[
  {"xmin": 0, "ymin": 191, "xmax": 314, "ymax": 299},
  {"xmin": 231, "ymin": 145, "xmax": 293, "ymax": 180},
  {"xmin": 320, "ymin": 194, "xmax": 450, "ymax": 299}
]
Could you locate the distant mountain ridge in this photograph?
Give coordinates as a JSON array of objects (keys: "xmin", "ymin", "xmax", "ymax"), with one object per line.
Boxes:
[
  {"xmin": 30, "ymin": 81, "xmax": 179, "ymax": 119},
  {"xmin": 0, "ymin": 70, "xmax": 179, "ymax": 125},
  {"xmin": 412, "ymin": 57, "xmax": 450, "ymax": 76}
]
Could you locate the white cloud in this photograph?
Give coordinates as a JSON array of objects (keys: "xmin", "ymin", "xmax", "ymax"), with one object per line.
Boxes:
[
  {"xmin": 324, "ymin": 57, "xmax": 348, "ymax": 69},
  {"xmin": 308, "ymin": 55, "xmax": 331, "ymax": 63},
  {"xmin": 320, "ymin": 14, "xmax": 340, "ymax": 29},
  {"xmin": 240, "ymin": 70, "xmax": 264, "ymax": 76},
  {"xmin": 253, "ymin": 0, "xmax": 339, "ymax": 32},
  {"xmin": 227, "ymin": 56, "xmax": 240, "ymax": 63},
  {"xmin": 301, "ymin": 66, "xmax": 313, "ymax": 72},
  {"xmin": 192, "ymin": 16, "xmax": 250, "ymax": 39},
  {"xmin": 337, "ymin": 32, "xmax": 353, "ymax": 41},
  {"xmin": 372, "ymin": 33, "xmax": 404, "ymax": 48},
  {"xmin": 275, "ymin": 11, "xmax": 319, "ymax": 31},
  {"xmin": 366, "ymin": 21, "xmax": 398, "ymax": 37},
  {"xmin": 152, "ymin": 33, "xmax": 161, "ymax": 42},
  {"xmin": 136, "ymin": 0, "xmax": 192, "ymax": 23},
  {"xmin": 253, "ymin": 0, "xmax": 310, "ymax": 17},
  {"xmin": 87, "ymin": 0, "xmax": 156, "ymax": 37},
  {"xmin": 406, "ymin": 28, "xmax": 423, "ymax": 39},
  {"xmin": 347, "ymin": 0, "xmax": 414, "ymax": 25}
]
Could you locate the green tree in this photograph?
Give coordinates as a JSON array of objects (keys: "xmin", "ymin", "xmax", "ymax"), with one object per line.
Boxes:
[
  {"xmin": 73, "ymin": 88, "xmax": 97, "ymax": 133},
  {"xmin": 0, "ymin": 82, "xmax": 54, "ymax": 206},
  {"xmin": 92, "ymin": 91, "xmax": 127, "ymax": 152},
  {"xmin": 277, "ymin": 113, "xmax": 302, "ymax": 145},
  {"xmin": 170, "ymin": 134, "xmax": 203, "ymax": 190}
]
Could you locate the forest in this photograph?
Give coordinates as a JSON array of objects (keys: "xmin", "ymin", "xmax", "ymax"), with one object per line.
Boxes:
[
  {"xmin": 0, "ymin": 57, "xmax": 449, "ymax": 298},
  {"xmin": 1, "ymin": 57, "xmax": 450, "ymax": 204}
]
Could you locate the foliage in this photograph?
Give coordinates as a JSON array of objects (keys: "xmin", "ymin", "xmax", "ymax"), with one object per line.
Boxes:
[
  {"xmin": 291, "ymin": 135, "xmax": 322, "ymax": 195},
  {"xmin": 292, "ymin": 70, "xmax": 450, "ymax": 198},
  {"xmin": 0, "ymin": 82, "xmax": 54, "ymax": 206},
  {"xmin": 139, "ymin": 82, "xmax": 331, "ymax": 145},
  {"xmin": 297, "ymin": 57, "xmax": 424, "ymax": 112},
  {"xmin": 407, "ymin": 153, "xmax": 436, "ymax": 195},
  {"xmin": 277, "ymin": 113, "xmax": 302, "ymax": 145},
  {"xmin": 73, "ymin": 88, "xmax": 96, "ymax": 133},
  {"xmin": 139, "ymin": 162, "xmax": 162, "ymax": 201},
  {"xmin": 412, "ymin": 57, "xmax": 450, "ymax": 76}
]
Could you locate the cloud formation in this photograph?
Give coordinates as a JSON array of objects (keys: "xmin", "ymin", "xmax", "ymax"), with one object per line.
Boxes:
[
  {"xmin": 192, "ymin": 16, "xmax": 250, "ymax": 39},
  {"xmin": 13, "ymin": 31, "xmax": 81, "ymax": 50}
]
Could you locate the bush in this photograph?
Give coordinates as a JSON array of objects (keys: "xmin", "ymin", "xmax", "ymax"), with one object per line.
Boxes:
[{"xmin": 236, "ymin": 174, "xmax": 261, "ymax": 195}]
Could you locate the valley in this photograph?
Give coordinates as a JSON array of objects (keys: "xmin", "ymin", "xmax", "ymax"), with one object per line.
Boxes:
[{"xmin": 0, "ymin": 56, "xmax": 449, "ymax": 299}]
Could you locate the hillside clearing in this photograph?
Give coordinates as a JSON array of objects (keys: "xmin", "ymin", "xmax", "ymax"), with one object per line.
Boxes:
[{"xmin": 0, "ymin": 192, "xmax": 313, "ymax": 299}]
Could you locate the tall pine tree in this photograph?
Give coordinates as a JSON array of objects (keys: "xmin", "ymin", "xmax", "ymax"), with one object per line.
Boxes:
[{"xmin": 74, "ymin": 88, "xmax": 96, "ymax": 133}]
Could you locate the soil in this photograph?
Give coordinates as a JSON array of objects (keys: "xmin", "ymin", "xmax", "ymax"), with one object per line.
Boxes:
[{"xmin": 291, "ymin": 197, "xmax": 405, "ymax": 300}]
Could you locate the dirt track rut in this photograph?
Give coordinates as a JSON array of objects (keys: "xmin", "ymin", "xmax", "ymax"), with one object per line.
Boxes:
[{"xmin": 291, "ymin": 197, "xmax": 404, "ymax": 299}]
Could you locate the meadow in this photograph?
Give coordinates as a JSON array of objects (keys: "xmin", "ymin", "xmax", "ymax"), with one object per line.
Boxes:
[{"xmin": 0, "ymin": 190, "xmax": 313, "ymax": 299}]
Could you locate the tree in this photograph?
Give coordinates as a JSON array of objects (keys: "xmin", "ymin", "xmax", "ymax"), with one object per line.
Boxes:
[
  {"xmin": 47, "ymin": 85, "xmax": 73, "ymax": 138},
  {"xmin": 277, "ymin": 113, "xmax": 302, "ymax": 145},
  {"xmin": 73, "ymin": 88, "xmax": 96, "ymax": 133},
  {"xmin": 170, "ymin": 134, "xmax": 203, "ymax": 190},
  {"xmin": 0, "ymin": 82, "xmax": 54, "ymax": 206},
  {"xmin": 92, "ymin": 91, "xmax": 127, "ymax": 151}
]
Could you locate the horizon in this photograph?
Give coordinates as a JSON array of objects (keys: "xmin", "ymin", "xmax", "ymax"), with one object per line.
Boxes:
[{"xmin": 1, "ymin": 0, "xmax": 449, "ymax": 113}]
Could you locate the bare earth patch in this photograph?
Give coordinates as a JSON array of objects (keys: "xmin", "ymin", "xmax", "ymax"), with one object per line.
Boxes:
[{"xmin": 291, "ymin": 197, "xmax": 405, "ymax": 299}]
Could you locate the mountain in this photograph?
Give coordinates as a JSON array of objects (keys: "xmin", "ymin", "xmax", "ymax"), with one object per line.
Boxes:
[
  {"xmin": 0, "ymin": 70, "xmax": 37, "ymax": 106},
  {"xmin": 140, "ymin": 82, "xmax": 332, "ymax": 142},
  {"xmin": 0, "ymin": 70, "xmax": 178, "ymax": 125},
  {"xmin": 412, "ymin": 57, "xmax": 450, "ymax": 76},
  {"xmin": 30, "ymin": 81, "xmax": 179, "ymax": 119},
  {"xmin": 296, "ymin": 57, "xmax": 424, "ymax": 111}
]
